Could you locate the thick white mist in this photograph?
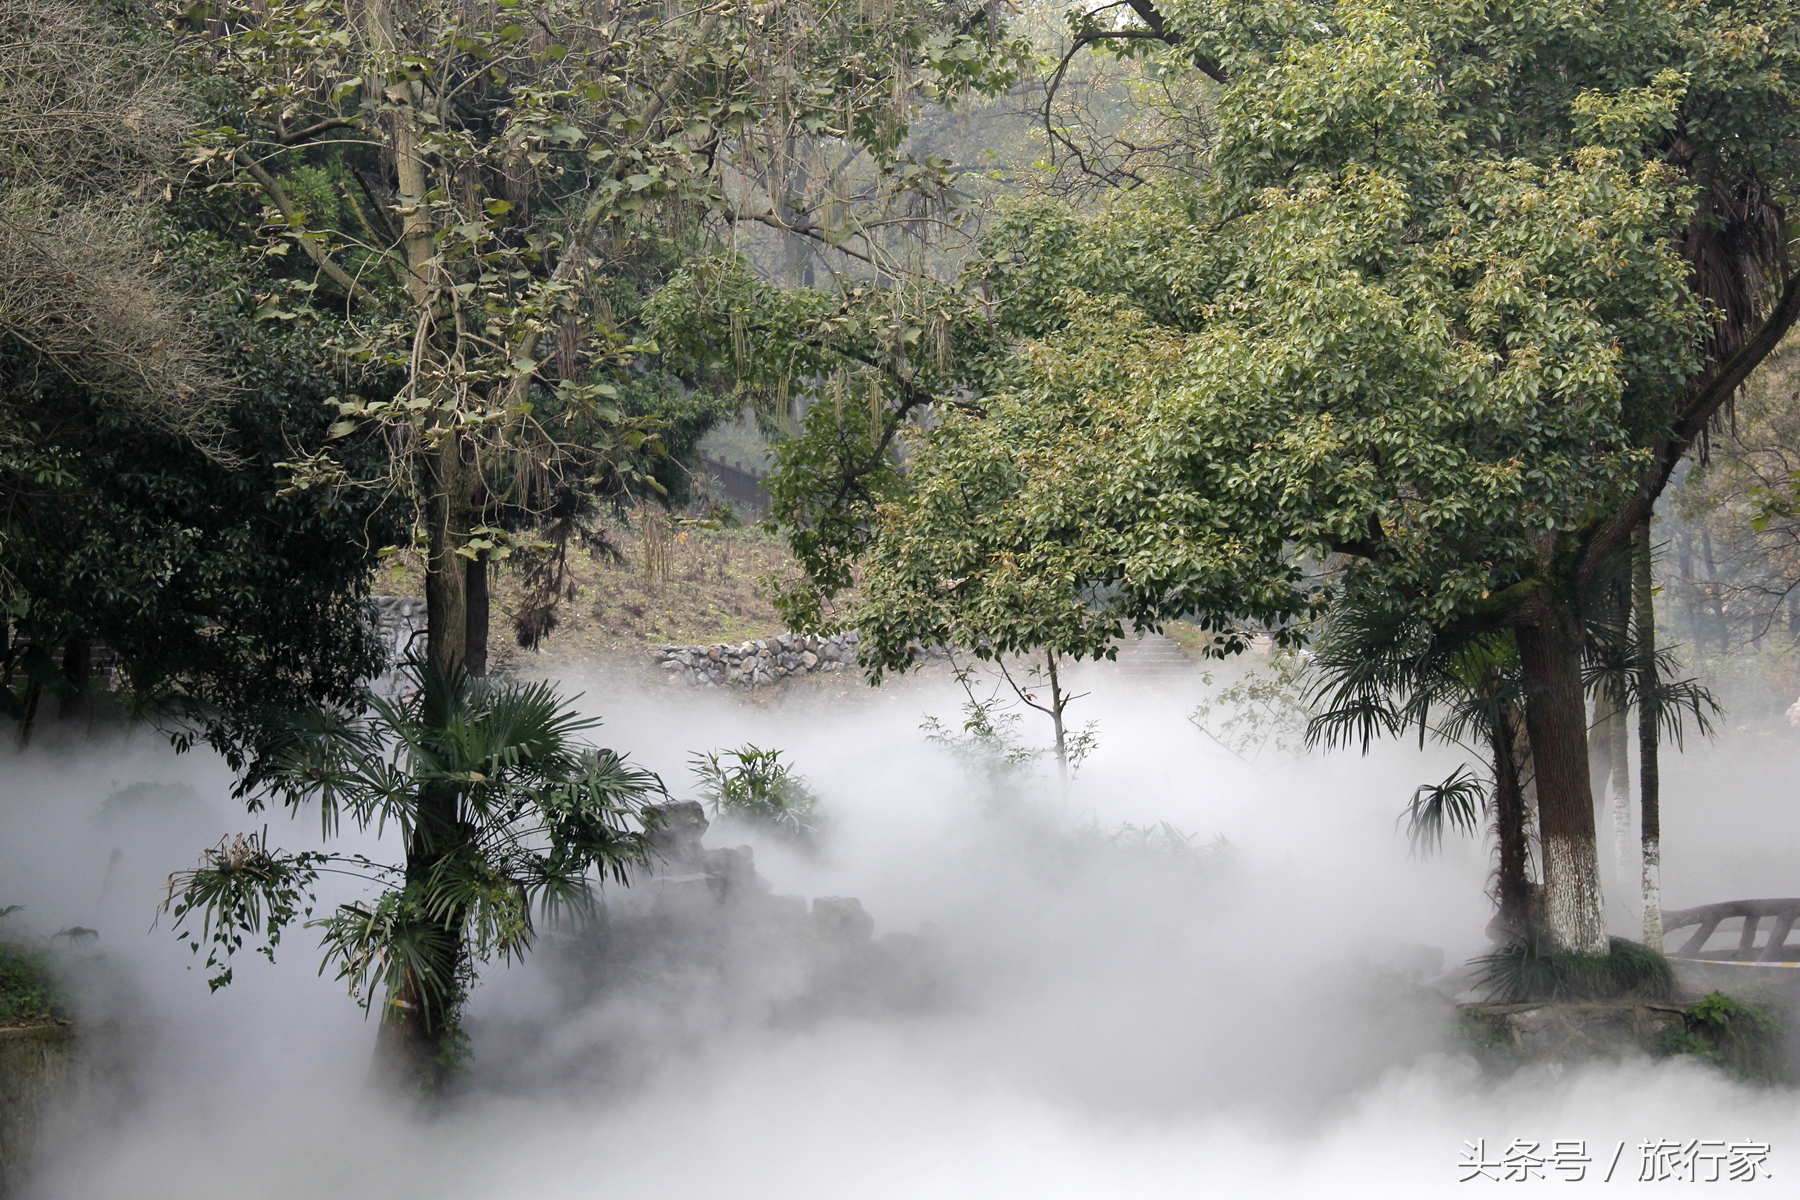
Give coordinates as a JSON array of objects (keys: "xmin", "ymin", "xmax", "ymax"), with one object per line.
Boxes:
[{"xmin": 4, "ymin": 660, "xmax": 1795, "ymax": 1197}]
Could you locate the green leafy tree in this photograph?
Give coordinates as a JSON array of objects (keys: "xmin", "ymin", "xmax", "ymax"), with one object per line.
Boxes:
[
  {"xmin": 730, "ymin": 0, "xmax": 1800, "ymax": 954},
  {"xmin": 169, "ymin": 0, "xmax": 1026, "ymax": 677},
  {"xmin": 154, "ymin": 0, "xmax": 1020, "ymax": 1090},
  {"xmin": 166, "ymin": 662, "xmax": 661, "ymax": 1088},
  {"xmin": 1, "ymin": 0, "xmax": 399, "ymax": 752}
]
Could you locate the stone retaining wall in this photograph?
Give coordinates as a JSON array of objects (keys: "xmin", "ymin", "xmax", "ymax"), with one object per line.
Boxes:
[
  {"xmin": 1, "ymin": 1022, "xmax": 75, "ymax": 1198},
  {"xmin": 649, "ymin": 631, "xmax": 862, "ymax": 687}
]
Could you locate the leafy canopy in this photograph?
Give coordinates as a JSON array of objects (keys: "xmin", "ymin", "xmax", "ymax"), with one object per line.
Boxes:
[{"xmin": 822, "ymin": 0, "xmax": 1800, "ymax": 671}]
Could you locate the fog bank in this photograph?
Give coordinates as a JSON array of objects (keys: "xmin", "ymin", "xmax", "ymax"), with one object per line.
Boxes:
[{"xmin": 4, "ymin": 661, "xmax": 1795, "ymax": 1196}]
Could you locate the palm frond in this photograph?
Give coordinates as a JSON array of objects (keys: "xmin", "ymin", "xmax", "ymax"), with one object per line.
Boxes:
[{"xmin": 1400, "ymin": 764, "xmax": 1486, "ymax": 857}]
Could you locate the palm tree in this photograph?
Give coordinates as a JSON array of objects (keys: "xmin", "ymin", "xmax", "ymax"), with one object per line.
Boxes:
[
  {"xmin": 166, "ymin": 661, "xmax": 661, "ymax": 1092},
  {"xmin": 1307, "ymin": 577, "xmax": 1718, "ymax": 951},
  {"xmin": 1305, "ymin": 601, "xmax": 1538, "ymax": 940}
]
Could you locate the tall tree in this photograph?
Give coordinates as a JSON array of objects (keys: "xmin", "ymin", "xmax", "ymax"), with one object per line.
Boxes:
[
  {"xmin": 1634, "ymin": 517, "xmax": 1664, "ymax": 951},
  {"xmin": 662, "ymin": 2, "xmax": 1800, "ymax": 957},
  {"xmin": 1, "ymin": 0, "xmax": 398, "ymax": 752},
  {"xmin": 167, "ymin": 0, "xmax": 1023, "ymax": 1079},
  {"xmin": 166, "ymin": 663, "xmax": 661, "ymax": 1092},
  {"xmin": 698, "ymin": 0, "xmax": 1800, "ymax": 954},
  {"xmin": 171, "ymin": 0, "xmax": 1024, "ymax": 666}
]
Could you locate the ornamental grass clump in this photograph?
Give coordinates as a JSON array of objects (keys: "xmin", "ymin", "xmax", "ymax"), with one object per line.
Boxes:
[{"xmin": 1474, "ymin": 934, "xmax": 1676, "ymax": 1005}]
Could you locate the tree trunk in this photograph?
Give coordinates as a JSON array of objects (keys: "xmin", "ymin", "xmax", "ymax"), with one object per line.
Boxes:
[
  {"xmin": 1489, "ymin": 701, "xmax": 1533, "ymax": 941},
  {"xmin": 1701, "ymin": 526, "xmax": 1726, "ymax": 653},
  {"xmin": 371, "ymin": 781, "xmax": 470, "ymax": 1097},
  {"xmin": 390, "ymin": 441, "xmax": 472, "ymax": 1092},
  {"xmin": 465, "ymin": 556, "xmax": 488, "ymax": 677},
  {"xmin": 1634, "ymin": 518, "xmax": 1664, "ymax": 952},
  {"xmin": 1678, "ymin": 528, "xmax": 1699, "ymax": 647},
  {"xmin": 1587, "ymin": 694, "xmax": 1613, "ymax": 802},
  {"xmin": 16, "ymin": 676, "xmax": 40, "ymax": 747},
  {"xmin": 423, "ymin": 438, "xmax": 469, "ymax": 677},
  {"xmin": 371, "ymin": 1, "xmax": 468, "ymax": 1091},
  {"xmin": 1609, "ymin": 684, "xmax": 1632, "ymax": 892},
  {"xmin": 57, "ymin": 635, "xmax": 90, "ymax": 726},
  {"xmin": 1516, "ymin": 605, "xmax": 1609, "ymax": 954}
]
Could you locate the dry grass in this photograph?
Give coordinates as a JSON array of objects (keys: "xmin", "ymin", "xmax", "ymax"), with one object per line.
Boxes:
[
  {"xmin": 379, "ymin": 520, "xmax": 815, "ymax": 672},
  {"xmin": 0, "ymin": 0, "xmax": 230, "ymax": 449}
]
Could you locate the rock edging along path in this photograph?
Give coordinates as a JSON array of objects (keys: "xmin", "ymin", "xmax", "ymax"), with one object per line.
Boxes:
[{"xmin": 648, "ymin": 631, "xmax": 863, "ymax": 687}]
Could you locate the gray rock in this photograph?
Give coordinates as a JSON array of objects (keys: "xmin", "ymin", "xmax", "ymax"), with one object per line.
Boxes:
[
  {"xmin": 643, "ymin": 801, "xmax": 710, "ymax": 872},
  {"xmin": 812, "ymin": 896, "xmax": 875, "ymax": 942},
  {"xmin": 702, "ymin": 845, "xmax": 769, "ymax": 900}
]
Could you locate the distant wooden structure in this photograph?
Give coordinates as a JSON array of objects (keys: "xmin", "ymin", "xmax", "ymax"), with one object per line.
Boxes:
[
  {"xmin": 1663, "ymin": 899, "xmax": 1800, "ymax": 961},
  {"xmin": 698, "ymin": 456, "xmax": 769, "ymax": 512}
]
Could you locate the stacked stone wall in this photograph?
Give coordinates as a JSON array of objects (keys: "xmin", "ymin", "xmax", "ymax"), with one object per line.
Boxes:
[{"xmin": 649, "ymin": 631, "xmax": 862, "ymax": 687}]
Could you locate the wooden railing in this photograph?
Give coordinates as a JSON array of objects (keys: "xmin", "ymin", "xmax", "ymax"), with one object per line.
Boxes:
[{"xmin": 1661, "ymin": 899, "xmax": 1800, "ymax": 961}]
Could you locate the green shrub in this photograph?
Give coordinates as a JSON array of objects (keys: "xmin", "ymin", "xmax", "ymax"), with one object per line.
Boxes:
[
  {"xmin": 0, "ymin": 942, "xmax": 64, "ymax": 1026},
  {"xmin": 1662, "ymin": 991, "xmax": 1785, "ymax": 1082},
  {"xmin": 690, "ymin": 744, "xmax": 820, "ymax": 841}
]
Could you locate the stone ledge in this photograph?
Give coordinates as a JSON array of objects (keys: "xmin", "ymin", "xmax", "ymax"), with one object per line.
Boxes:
[{"xmin": 1461, "ymin": 1000, "xmax": 1689, "ymax": 1066}]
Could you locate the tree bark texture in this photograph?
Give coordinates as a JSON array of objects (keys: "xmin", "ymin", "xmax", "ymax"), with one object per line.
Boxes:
[
  {"xmin": 1517, "ymin": 605, "xmax": 1609, "ymax": 953},
  {"xmin": 1489, "ymin": 703, "xmax": 1533, "ymax": 941},
  {"xmin": 465, "ymin": 557, "xmax": 489, "ymax": 677},
  {"xmin": 423, "ymin": 438, "xmax": 469, "ymax": 677},
  {"xmin": 1634, "ymin": 518, "xmax": 1664, "ymax": 952},
  {"xmin": 1609, "ymin": 688, "xmax": 1632, "ymax": 892}
]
